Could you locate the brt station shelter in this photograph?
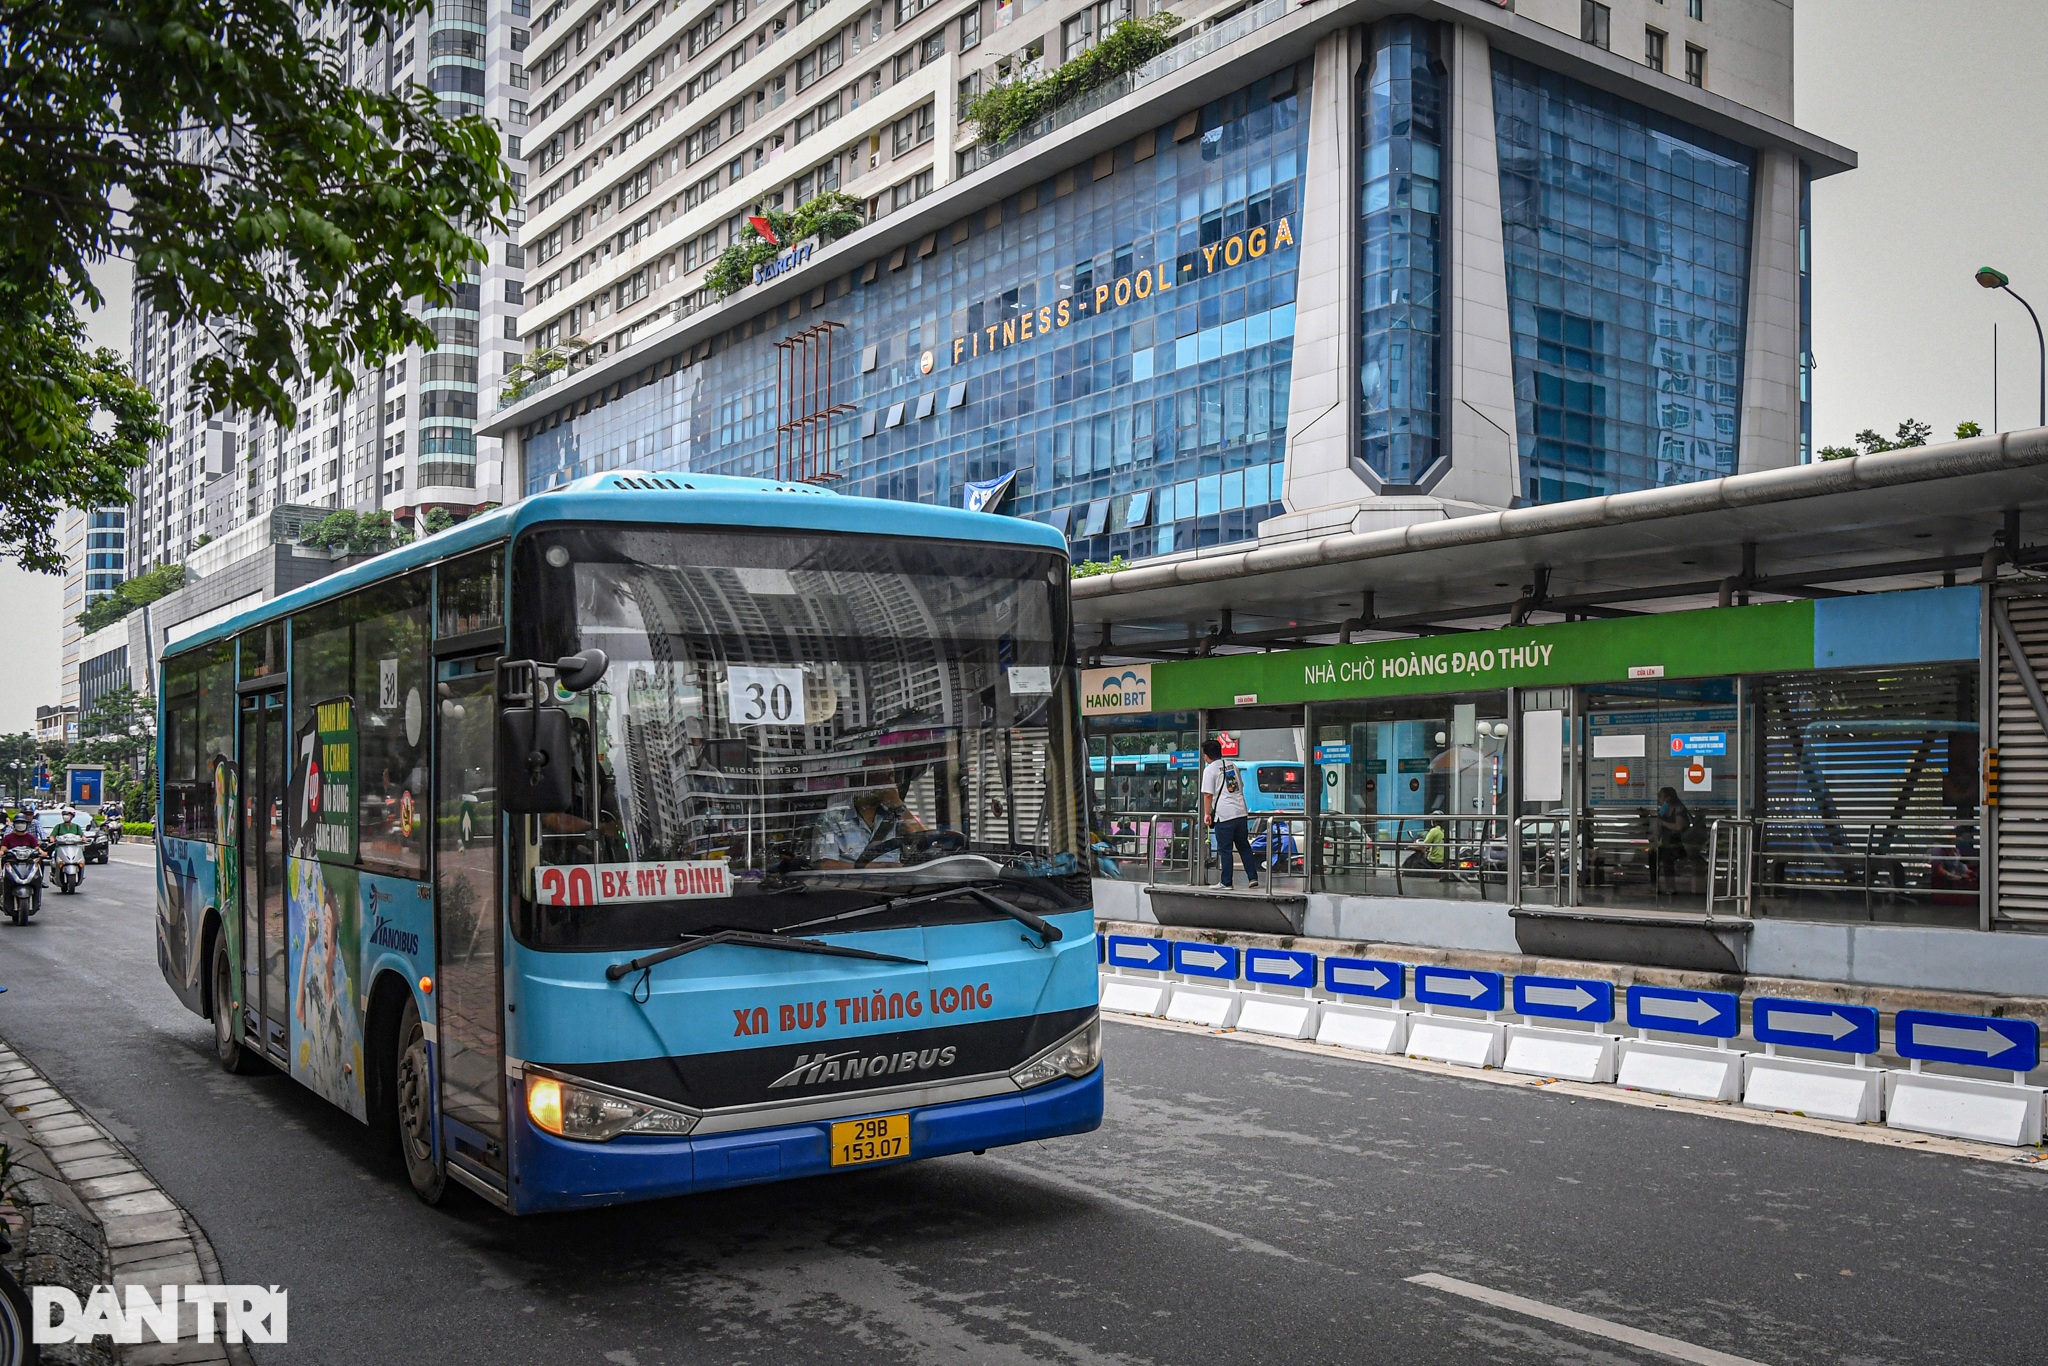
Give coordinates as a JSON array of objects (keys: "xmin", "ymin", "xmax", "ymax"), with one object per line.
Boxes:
[{"xmin": 1073, "ymin": 429, "xmax": 2048, "ymax": 978}]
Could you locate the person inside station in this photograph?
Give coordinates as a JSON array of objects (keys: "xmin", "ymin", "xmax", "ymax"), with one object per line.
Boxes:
[
  {"xmin": 1650, "ymin": 785, "xmax": 1693, "ymax": 889},
  {"xmin": 1405, "ymin": 817, "xmax": 1448, "ymax": 875},
  {"xmin": 1200, "ymin": 737, "xmax": 1260, "ymax": 890}
]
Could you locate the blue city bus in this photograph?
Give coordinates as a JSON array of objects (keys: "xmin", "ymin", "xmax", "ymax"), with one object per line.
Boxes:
[{"xmin": 154, "ymin": 474, "xmax": 1102, "ymax": 1212}]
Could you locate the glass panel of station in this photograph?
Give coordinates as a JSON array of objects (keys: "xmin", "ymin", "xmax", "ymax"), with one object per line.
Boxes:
[
  {"xmin": 1311, "ymin": 692, "xmax": 1509, "ymax": 901},
  {"xmin": 1088, "ymin": 711, "xmax": 1200, "ymax": 884},
  {"xmin": 1207, "ymin": 704, "xmax": 1308, "ymax": 886}
]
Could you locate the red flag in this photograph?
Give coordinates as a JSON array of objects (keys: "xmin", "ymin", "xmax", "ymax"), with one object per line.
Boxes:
[{"xmin": 747, "ymin": 215, "xmax": 779, "ymax": 245}]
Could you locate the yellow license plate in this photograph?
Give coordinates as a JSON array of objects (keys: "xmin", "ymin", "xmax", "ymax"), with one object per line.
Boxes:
[{"xmin": 830, "ymin": 1113, "xmax": 911, "ymax": 1167}]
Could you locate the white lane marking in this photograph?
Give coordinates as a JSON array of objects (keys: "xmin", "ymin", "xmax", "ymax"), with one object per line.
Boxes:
[
  {"xmin": 984, "ymin": 1155, "xmax": 1310, "ymax": 1264},
  {"xmin": 1406, "ymin": 1273, "xmax": 1769, "ymax": 1366}
]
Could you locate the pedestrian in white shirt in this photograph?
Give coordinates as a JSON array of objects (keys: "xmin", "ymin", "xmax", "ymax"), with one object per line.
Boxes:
[{"xmin": 1199, "ymin": 737, "xmax": 1260, "ymax": 889}]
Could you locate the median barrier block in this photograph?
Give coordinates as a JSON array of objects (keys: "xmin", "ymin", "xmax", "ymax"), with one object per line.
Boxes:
[
  {"xmin": 1741, "ymin": 1054, "xmax": 1884, "ymax": 1123},
  {"xmin": 1615, "ymin": 1039, "xmax": 1744, "ymax": 1102},
  {"xmin": 1406, "ymin": 1015, "xmax": 1505, "ymax": 1069},
  {"xmin": 1099, "ymin": 973, "xmax": 1174, "ymax": 1018},
  {"xmin": 1884, "ymin": 1071, "xmax": 2046, "ymax": 1147},
  {"xmin": 1164, "ymin": 986, "xmax": 1242, "ymax": 1029},
  {"xmin": 1235, "ymin": 994, "xmax": 1320, "ymax": 1040},
  {"xmin": 1502, "ymin": 1025, "xmax": 1619, "ymax": 1084},
  {"xmin": 1314, "ymin": 1003, "xmax": 1409, "ymax": 1054}
]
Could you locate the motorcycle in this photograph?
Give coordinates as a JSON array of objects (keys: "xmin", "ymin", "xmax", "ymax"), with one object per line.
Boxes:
[
  {"xmin": 49, "ymin": 834, "xmax": 84, "ymax": 895},
  {"xmin": 2, "ymin": 847, "xmax": 39, "ymax": 924}
]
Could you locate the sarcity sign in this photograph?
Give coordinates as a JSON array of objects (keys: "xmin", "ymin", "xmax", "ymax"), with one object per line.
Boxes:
[
  {"xmin": 752, "ymin": 238, "xmax": 817, "ymax": 286},
  {"xmin": 35, "ymin": 1285, "xmax": 287, "ymax": 1345}
]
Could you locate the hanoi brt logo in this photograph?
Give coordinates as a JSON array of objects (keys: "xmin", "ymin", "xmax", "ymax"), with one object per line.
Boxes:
[{"xmin": 1082, "ymin": 664, "xmax": 1152, "ymax": 715}]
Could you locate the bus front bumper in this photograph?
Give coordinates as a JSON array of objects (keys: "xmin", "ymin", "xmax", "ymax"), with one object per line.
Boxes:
[{"xmin": 507, "ymin": 1066, "xmax": 1104, "ymax": 1214}]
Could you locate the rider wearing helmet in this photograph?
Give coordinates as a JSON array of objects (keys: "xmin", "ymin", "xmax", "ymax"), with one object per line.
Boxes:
[
  {"xmin": 1, "ymin": 812, "xmax": 41, "ymax": 857},
  {"xmin": 51, "ymin": 807, "xmax": 83, "ymax": 843}
]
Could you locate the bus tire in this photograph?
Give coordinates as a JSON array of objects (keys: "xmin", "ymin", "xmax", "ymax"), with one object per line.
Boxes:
[
  {"xmin": 0, "ymin": 1259, "xmax": 36, "ymax": 1366},
  {"xmin": 211, "ymin": 936, "xmax": 261, "ymax": 1075},
  {"xmin": 394, "ymin": 998, "xmax": 446, "ymax": 1206}
]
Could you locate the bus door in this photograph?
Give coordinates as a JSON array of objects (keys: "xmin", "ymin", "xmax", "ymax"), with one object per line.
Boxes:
[
  {"xmin": 433, "ymin": 652, "xmax": 505, "ymax": 1187},
  {"xmin": 237, "ymin": 689, "xmax": 290, "ymax": 1062}
]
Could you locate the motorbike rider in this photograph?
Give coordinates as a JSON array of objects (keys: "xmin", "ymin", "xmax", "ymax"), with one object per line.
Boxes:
[
  {"xmin": 1, "ymin": 812, "xmax": 42, "ymax": 862},
  {"xmin": 49, "ymin": 806, "xmax": 83, "ymax": 846}
]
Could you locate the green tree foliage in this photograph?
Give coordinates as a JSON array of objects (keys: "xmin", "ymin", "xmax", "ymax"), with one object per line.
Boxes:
[
  {"xmin": 76, "ymin": 685, "xmax": 152, "ymax": 779},
  {"xmin": 302, "ymin": 508, "xmax": 409, "ymax": 555},
  {"xmin": 0, "ymin": 291, "xmax": 162, "ymax": 570},
  {"xmin": 1955, "ymin": 420, "xmax": 1984, "ymax": 439},
  {"xmin": 965, "ymin": 14, "xmax": 1183, "ymax": 147},
  {"xmin": 75, "ymin": 562, "xmax": 188, "ymax": 633},
  {"xmin": 1, "ymin": 0, "xmax": 515, "ymax": 440},
  {"xmin": 419, "ymin": 506, "xmax": 455, "ymax": 535},
  {"xmin": 1071, "ymin": 555, "xmax": 1129, "ymax": 578},
  {"xmin": 0, "ymin": 732, "xmax": 38, "ymax": 799},
  {"xmin": 705, "ymin": 192, "xmax": 869, "ymax": 298},
  {"xmin": 1818, "ymin": 419, "xmax": 1934, "ymax": 461},
  {"xmin": 500, "ymin": 336, "xmax": 590, "ymax": 404}
]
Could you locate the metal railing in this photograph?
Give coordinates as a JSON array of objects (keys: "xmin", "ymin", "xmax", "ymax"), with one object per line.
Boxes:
[
  {"xmin": 1747, "ymin": 818, "xmax": 1981, "ymax": 924},
  {"xmin": 1317, "ymin": 814, "xmax": 1512, "ymax": 901},
  {"xmin": 1513, "ymin": 813, "xmax": 1574, "ymax": 904},
  {"xmin": 1705, "ymin": 817, "xmax": 1756, "ymax": 918},
  {"xmin": 1096, "ymin": 808, "xmax": 1304, "ymax": 897}
]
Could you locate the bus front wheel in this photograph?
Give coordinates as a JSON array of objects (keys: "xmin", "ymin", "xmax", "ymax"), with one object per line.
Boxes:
[{"xmin": 394, "ymin": 998, "xmax": 446, "ymax": 1206}]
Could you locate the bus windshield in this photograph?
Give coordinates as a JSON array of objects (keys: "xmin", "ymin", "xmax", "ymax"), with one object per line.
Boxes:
[{"xmin": 513, "ymin": 525, "xmax": 1089, "ymax": 947}]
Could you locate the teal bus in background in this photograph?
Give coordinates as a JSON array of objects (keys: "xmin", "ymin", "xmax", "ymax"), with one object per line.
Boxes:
[{"xmin": 153, "ymin": 474, "xmax": 1102, "ymax": 1213}]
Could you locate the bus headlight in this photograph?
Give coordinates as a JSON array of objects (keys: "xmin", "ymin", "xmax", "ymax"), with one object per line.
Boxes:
[
  {"xmin": 1009, "ymin": 1015, "xmax": 1101, "ymax": 1090},
  {"xmin": 525, "ymin": 1071, "xmax": 696, "ymax": 1142}
]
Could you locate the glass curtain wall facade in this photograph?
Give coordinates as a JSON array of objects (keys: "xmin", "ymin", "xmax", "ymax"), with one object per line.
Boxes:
[
  {"xmin": 1492, "ymin": 54, "xmax": 1755, "ymax": 502},
  {"xmin": 1357, "ymin": 18, "xmax": 1445, "ymax": 487},
  {"xmin": 523, "ymin": 68, "xmax": 1310, "ymax": 562}
]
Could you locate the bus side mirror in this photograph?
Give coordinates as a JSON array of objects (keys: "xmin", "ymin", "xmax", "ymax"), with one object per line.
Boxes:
[{"xmin": 499, "ymin": 706, "xmax": 575, "ymax": 813}]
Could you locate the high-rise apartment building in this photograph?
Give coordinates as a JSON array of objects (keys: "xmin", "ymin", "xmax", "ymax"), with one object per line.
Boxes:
[
  {"xmin": 127, "ymin": 0, "xmax": 533, "ymax": 579},
  {"xmin": 57, "ymin": 506, "xmax": 127, "ymax": 711},
  {"xmin": 485, "ymin": 0, "xmax": 1846, "ymax": 568}
]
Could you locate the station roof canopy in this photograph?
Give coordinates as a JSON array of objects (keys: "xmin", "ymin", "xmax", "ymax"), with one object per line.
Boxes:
[{"xmin": 1073, "ymin": 428, "xmax": 2048, "ymax": 660}]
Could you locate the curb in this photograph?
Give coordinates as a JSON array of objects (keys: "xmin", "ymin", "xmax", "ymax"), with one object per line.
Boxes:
[{"xmin": 0, "ymin": 1040, "xmax": 255, "ymax": 1366}]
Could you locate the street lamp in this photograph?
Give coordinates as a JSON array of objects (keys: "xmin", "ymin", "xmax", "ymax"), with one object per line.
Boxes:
[{"xmin": 1977, "ymin": 267, "xmax": 2046, "ymax": 428}]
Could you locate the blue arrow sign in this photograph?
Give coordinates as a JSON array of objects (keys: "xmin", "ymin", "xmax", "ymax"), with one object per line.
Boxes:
[
  {"xmin": 1893, "ymin": 1009, "xmax": 2040, "ymax": 1072},
  {"xmin": 1323, "ymin": 956, "xmax": 1404, "ymax": 1000},
  {"xmin": 1105, "ymin": 935, "xmax": 1169, "ymax": 972},
  {"xmin": 1750, "ymin": 996, "xmax": 1879, "ymax": 1056},
  {"xmin": 1244, "ymin": 947, "xmax": 1315, "ymax": 987},
  {"xmin": 1513, "ymin": 975, "xmax": 1614, "ymax": 1023},
  {"xmin": 1414, "ymin": 966, "xmax": 1504, "ymax": 1012},
  {"xmin": 1625, "ymin": 985, "xmax": 1739, "ymax": 1039},
  {"xmin": 1096, "ymin": 933, "xmax": 1105, "ymax": 964},
  {"xmin": 1173, "ymin": 942, "xmax": 1239, "ymax": 980}
]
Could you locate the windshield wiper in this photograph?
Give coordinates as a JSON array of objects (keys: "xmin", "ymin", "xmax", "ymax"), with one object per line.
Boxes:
[
  {"xmin": 604, "ymin": 928, "xmax": 926, "ymax": 982},
  {"xmin": 782, "ymin": 881, "xmax": 1064, "ymax": 943}
]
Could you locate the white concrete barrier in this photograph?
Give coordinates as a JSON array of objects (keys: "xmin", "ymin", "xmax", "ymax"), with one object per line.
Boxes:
[
  {"xmin": 1164, "ymin": 986, "xmax": 1242, "ymax": 1029},
  {"xmin": 1616, "ymin": 1039, "xmax": 1744, "ymax": 1102},
  {"xmin": 1314, "ymin": 1003, "xmax": 1410, "ymax": 1054},
  {"xmin": 1099, "ymin": 974, "xmax": 1173, "ymax": 1018},
  {"xmin": 1884, "ymin": 1071, "xmax": 2046, "ymax": 1146},
  {"xmin": 1503, "ymin": 1025, "xmax": 1619, "ymax": 1084},
  {"xmin": 1236, "ymin": 994, "xmax": 1321, "ymax": 1040},
  {"xmin": 1741, "ymin": 1054, "xmax": 1884, "ymax": 1124},
  {"xmin": 1406, "ymin": 1015, "xmax": 1505, "ymax": 1069}
]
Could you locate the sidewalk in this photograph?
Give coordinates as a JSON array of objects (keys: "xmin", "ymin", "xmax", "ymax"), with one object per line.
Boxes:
[{"xmin": 0, "ymin": 1038, "xmax": 251, "ymax": 1365}]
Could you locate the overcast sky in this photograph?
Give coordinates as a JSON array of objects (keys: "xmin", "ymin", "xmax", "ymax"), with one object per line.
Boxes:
[{"xmin": 2, "ymin": 0, "xmax": 2041, "ymax": 733}]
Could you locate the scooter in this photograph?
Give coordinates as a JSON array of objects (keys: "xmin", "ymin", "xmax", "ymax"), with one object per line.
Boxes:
[
  {"xmin": 50, "ymin": 833, "xmax": 84, "ymax": 895},
  {"xmin": 2, "ymin": 847, "xmax": 39, "ymax": 924}
]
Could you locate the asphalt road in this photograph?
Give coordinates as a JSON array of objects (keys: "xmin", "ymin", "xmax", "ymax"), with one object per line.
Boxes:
[{"xmin": 0, "ymin": 849, "xmax": 2043, "ymax": 1366}]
